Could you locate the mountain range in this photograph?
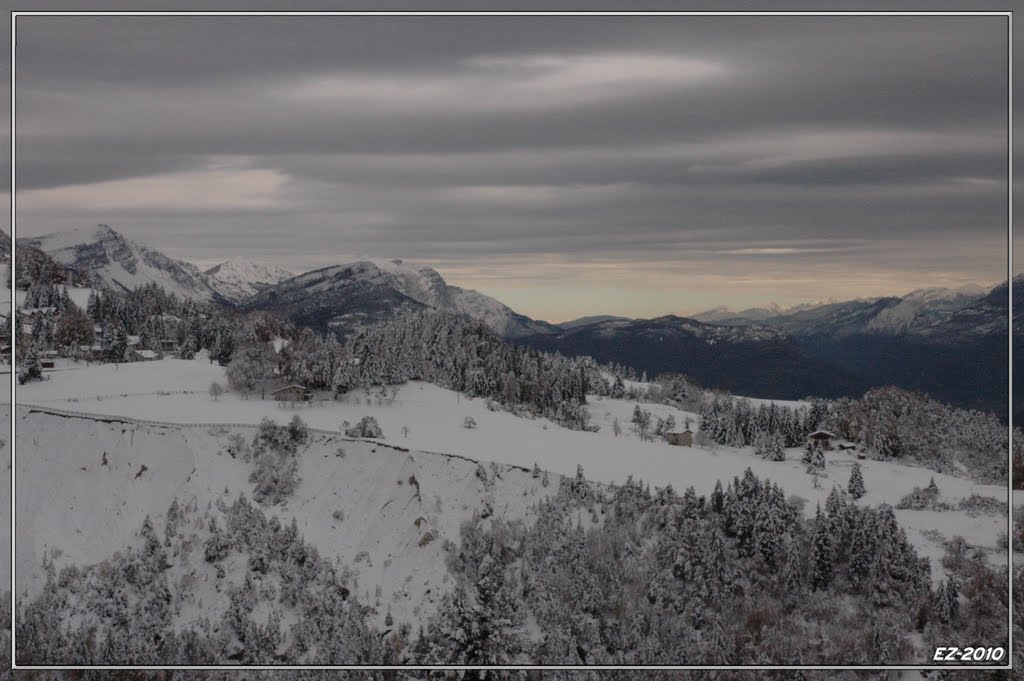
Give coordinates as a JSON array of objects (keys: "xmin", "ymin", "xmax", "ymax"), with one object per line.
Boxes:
[
  {"xmin": 16, "ymin": 225, "xmax": 556, "ymax": 339},
  {"xmin": 530, "ymin": 281, "xmax": 1013, "ymax": 415},
  {"xmin": 14, "ymin": 224, "xmax": 1015, "ymax": 417}
]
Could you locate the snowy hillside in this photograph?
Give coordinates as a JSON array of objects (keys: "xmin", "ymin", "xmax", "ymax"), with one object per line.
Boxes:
[
  {"xmin": 18, "ymin": 225, "xmax": 229, "ymax": 304},
  {"xmin": 17, "ymin": 359, "xmax": 1009, "ymax": 590},
  {"xmin": 203, "ymin": 257, "xmax": 294, "ymax": 304},
  {"xmin": 15, "ymin": 405, "xmax": 552, "ymax": 629}
]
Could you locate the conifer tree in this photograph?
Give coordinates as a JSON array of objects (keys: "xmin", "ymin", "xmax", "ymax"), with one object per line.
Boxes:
[
  {"xmin": 768, "ymin": 430, "xmax": 786, "ymax": 461},
  {"xmin": 781, "ymin": 540, "xmax": 804, "ymax": 594},
  {"xmin": 18, "ymin": 344, "xmax": 43, "ymax": 384},
  {"xmin": 848, "ymin": 462, "xmax": 866, "ymax": 499},
  {"xmin": 810, "ymin": 505, "xmax": 834, "ymax": 590}
]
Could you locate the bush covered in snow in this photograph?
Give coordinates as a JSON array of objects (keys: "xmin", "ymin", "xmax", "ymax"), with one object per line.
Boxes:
[
  {"xmin": 895, "ymin": 478, "xmax": 948, "ymax": 511},
  {"xmin": 248, "ymin": 416, "xmax": 309, "ymax": 505},
  {"xmin": 344, "ymin": 416, "xmax": 384, "ymax": 439}
]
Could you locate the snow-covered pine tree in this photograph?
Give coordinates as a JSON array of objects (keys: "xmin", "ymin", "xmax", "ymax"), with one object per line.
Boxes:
[
  {"xmin": 810, "ymin": 505, "xmax": 834, "ymax": 590},
  {"xmin": 848, "ymin": 462, "xmax": 866, "ymax": 499},
  {"xmin": 18, "ymin": 345, "xmax": 43, "ymax": 384},
  {"xmin": 768, "ymin": 430, "xmax": 786, "ymax": 461}
]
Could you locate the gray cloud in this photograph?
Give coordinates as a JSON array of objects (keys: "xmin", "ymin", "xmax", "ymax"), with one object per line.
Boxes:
[{"xmin": 11, "ymin": 12, "xmax": 1012, "ymax": 319}]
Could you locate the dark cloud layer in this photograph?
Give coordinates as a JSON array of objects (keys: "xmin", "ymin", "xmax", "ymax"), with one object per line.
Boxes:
[{"xmin": 10, "ymin": 11, "xmax": 1012, "ymax": 320}]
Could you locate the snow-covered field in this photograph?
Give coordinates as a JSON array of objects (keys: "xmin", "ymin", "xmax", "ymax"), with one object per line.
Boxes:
[
  {"xmin": 17, "ymin": 358, "xmax": 1012, "ymax": 589},
  {"xmin": 15, "ymin": 407, "xmax": 550, "ymax": 626}
]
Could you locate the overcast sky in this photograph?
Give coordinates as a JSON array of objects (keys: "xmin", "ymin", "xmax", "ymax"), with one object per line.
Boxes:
[{"xmin": 11, "ymin": 13, "xmax": 1011, "ymax": 321}]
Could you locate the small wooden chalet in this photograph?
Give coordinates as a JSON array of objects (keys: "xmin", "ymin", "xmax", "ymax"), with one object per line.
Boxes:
[
  {"xmin": 125, "ymin": 348, "xmax": 160, "ymax": 362},
  {"xmin": 807, "ymin": 430, "xmax": 837, "ymax": 450},
  {"xmin": 665, "ymin": 428, "xmax": 694, "ymax": 447},
  {"xmin": 273, "ymin": 384, "xmax": 311, "ymax": 402}
]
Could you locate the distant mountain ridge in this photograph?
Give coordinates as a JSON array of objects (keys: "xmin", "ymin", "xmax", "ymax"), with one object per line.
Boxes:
[
  {"xmin": 693, "ymin": 284, "xmax": 992, "ymax": 338},
  {"xmin": 242, "ymin": 258, "xmax": 559, "ymax": 339},
  {"xmin": 555, "ymin": 315, "xmax": 631, "ymax": 330},
  {"xmin": 529, "ymin": 280, "xmax": 1012, "ymax": 416},
  {"xmin": 525, "ymin": 314, "xmax": 868, "ymax": 399}
]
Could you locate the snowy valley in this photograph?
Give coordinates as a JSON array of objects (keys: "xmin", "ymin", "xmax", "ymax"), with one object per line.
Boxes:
[{"xmin": 8, "ymin": 227, "xmax": 1017, "ymax": 668}]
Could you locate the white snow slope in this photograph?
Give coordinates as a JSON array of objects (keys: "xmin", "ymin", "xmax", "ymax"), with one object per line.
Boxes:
[
  {"xmin": 15, "ymin": 405, "xmax": 552, "ymax": 628},
  {"xmin": 16, "ymin": 358, "xmax": 1012, "ymax": 605}
]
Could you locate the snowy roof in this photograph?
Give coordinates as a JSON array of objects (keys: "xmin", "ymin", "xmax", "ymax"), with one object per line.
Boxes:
[
  {"xmin": 137, "ymin": 349, "xmax": 158, "ymax": 359},
  {"xmin": 127, "ymin": 335, "xmax": 141, "ymax": 346},
  {"xmin": 273, "ymin": 384, "xmax": 309, "ymax": 393},
  {"xmin": 665, "ymin": 428, "xmax": 693, "ymax": 435},
  {"xmin": 808, "ymin": 430, "xmax": 836, "ymax": 439}
]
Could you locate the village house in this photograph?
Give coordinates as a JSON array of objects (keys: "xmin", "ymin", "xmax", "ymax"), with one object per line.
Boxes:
[
  {"xmin": 807, "ymin": 430, "xmax": 837, "ymax": 451},
  {"xmin": 664, "ymin": 428, "xmax": 693, "ymax": 447},
  {"xmin": 125, "ymin": 348, "xmax": 161, "ymax": 363},
  {"xmin": 79, "ymin": 344, "xmax": 104, "ymax": 362},
  {"xmin": 273, "ymin": 385, "xmax": 311, "ymax": 402},
  {"xmin": 21, "ymin": 307, "xmax": 55, "ymax": 320}
]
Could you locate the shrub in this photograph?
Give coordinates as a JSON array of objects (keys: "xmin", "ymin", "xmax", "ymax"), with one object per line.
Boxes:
[
  {"xmin": 250, "ymin": 453, "xmax": 300, "ymax": 506},
  {"xmin": 345, "ymin": 416, "xmax": 384, "ymax": 438}
]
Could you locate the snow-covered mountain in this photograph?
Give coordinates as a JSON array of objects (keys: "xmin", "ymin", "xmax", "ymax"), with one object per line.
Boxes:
[
  {"xmin": 863, "ymin": 285, "xmax": 989, "ymax": 335},
  {"xmin": 204, "ymin": 257, "xmax": 294, "ymax": 305},
  {"xmin": 691, "ymin": 302, "xmax": 785, "ymax": 323},
  {"xmin": 244, "ymin": 258, "xmax": 557, "ymax": 339},
  {"xmin": 18, "ymin": 224, "xmax": 229, "ymax": 304},
  {"xmin": 555, "ymin": 314, "xmax": 631, "ymax": 330},
  {"xmin": 692, "ymin": 285, "xmax": 988, "ymax": 338}
]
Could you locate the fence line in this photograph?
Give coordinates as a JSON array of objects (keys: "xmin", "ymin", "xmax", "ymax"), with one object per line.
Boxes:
[
  {"xmin": 17, "ymin": 402, "xmax": 354, "ymax": 436},
  {"xmin": 15, "ymin": 403, "xmax": 522, "ymax": 471}
]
